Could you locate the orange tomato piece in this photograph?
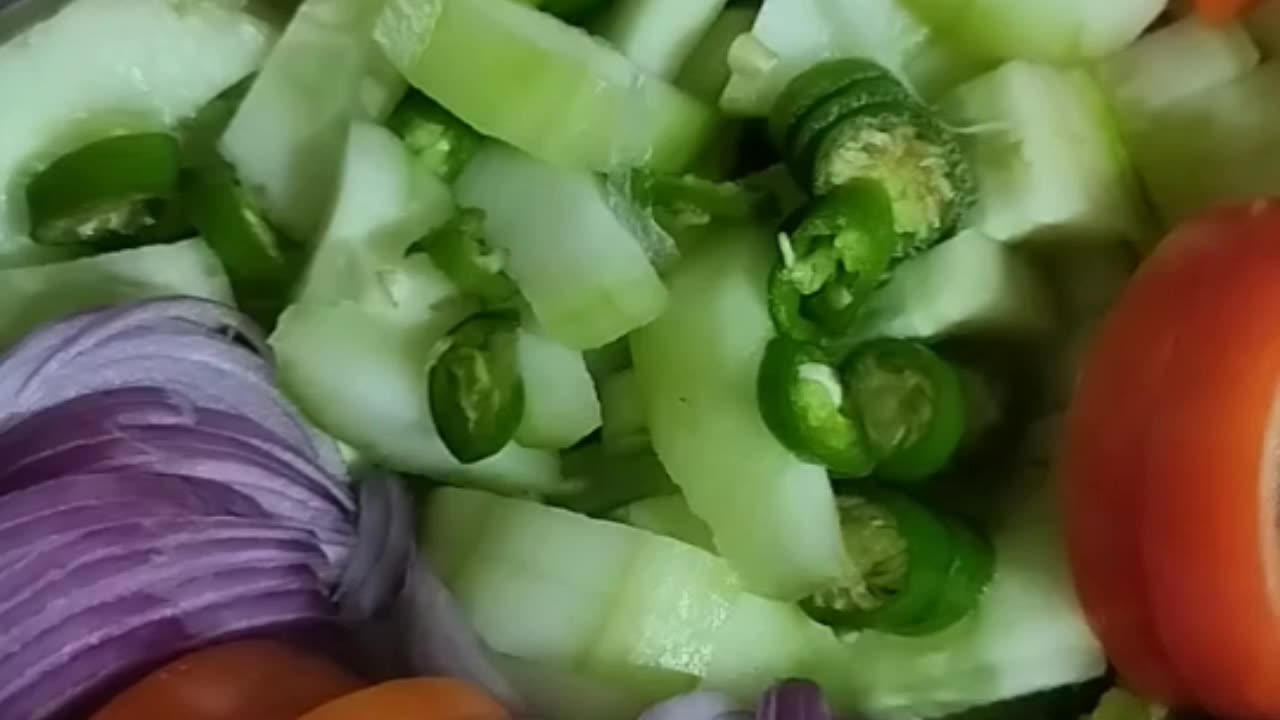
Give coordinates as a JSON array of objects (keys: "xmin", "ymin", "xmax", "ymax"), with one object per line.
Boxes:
[{"xmin": 298, "ymin": 677, "xmax": 511, "ymax": 720}]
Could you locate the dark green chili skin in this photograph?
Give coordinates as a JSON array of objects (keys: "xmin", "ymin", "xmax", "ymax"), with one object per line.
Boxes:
[
  {"xmin": 767, "ymin": 180, "xmax": 897, "ymax": 343},
  {"xmin": 387, "ymin": 91, "xmax": 482, "ymax": 182},
  {"xmin": 26, "ymin": 132, "xmax": 182, "ymax": 247},
  {"xmin": 757, "ymin": 336, "xmax": 875, "ymax": 478},
  {"xmin": 888, "ymin": 514, "xmax": 995, "ymax": 636},
  {"xmin": 408, "ymin": 208, "xmax": 519, "ymax": 306},
  {"xmin": 842, "ymin": 338, "xmax": 969, "ymax": 484},
  {"xmin": 428, "ymin": 311, "xmax": 526, "ymax": 464},
  {"xmin": 769, "ymin": 58, "xmax": 907, "ymax": 153}
]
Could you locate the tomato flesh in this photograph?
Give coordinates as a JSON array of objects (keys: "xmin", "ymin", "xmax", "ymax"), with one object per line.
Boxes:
[
  {"xmin": 1195, "ymin": 0, "xmax": 1258, "ymax": 23},
  {"xmin": 298, "ymin": 677, "xmax": 511, "ymax": 720}
]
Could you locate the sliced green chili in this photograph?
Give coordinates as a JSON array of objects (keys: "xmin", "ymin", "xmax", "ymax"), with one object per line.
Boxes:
[
  {"xmin": 757, "ymin": 336, "xmax": 875, "ymax": 478},
  {"xmin": 408, "ymin": 208, "xmax": 519, "ymax": 307},
  {"xmin": 841, "ymin": 338, "xmax": 969, "ymax": 483},
  {"xmin": 618, "ymin": 170, "xmax": 778, "ymax": 234},
  {"xmin": 768, "ymin": 180, "xmax": 896, "ymax": 342},
  {"xmin": 387, "ymin": 91, "xmax": 483, "ymax": 182},
  {"xmin": 802, "ymin": 489, "xmax": 993, "ymax": 636},
  {"xmin": 25, "ymin": 132, "xmax": 182, "ymax": 247},
  {"xmin": 428, "ymin": 312, "xmax": 526, "ymax": 464}
]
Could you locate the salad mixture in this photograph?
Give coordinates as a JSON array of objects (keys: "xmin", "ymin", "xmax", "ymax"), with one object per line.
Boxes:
[{"xmin": 0, "ymin": 0, "xmax": 1278, "ymax": 718}]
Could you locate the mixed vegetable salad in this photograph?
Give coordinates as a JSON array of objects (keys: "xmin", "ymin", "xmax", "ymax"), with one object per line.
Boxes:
[{"xmin": 1, "ymin": 0, "xmax": 1279, "ymax": 717}]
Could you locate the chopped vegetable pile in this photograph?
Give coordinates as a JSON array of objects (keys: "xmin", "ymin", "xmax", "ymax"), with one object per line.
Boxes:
[{"xmin": 4, "ymin": 0, "xmax": 1280, "ymax": 718}]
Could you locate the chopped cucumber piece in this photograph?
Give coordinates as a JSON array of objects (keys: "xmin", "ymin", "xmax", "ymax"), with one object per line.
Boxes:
[
  {"xmin": 720, "ymin": 0, "xmax": 991, "ymax": 116},
  {"xmin": 596, "ymin": 0, "xmax": 729, "ymax": 79},
  {"xmin": 297, "ymin": 121, "xmax": 458, "ymax": 325},
  {"xmin": 0, "ymin": 238, "xmax": 232, "ymax": 350},
  {"xmin": 850, "ymin": 230, "xmax": 1054, "ymax": 343},
  {"xmin": 271, "ymin": 302, "xmax": 565, "ymax": 494},
  {"xmin": 675, "ymin": 6, "xmax": 757, "ymax": 105},
  {"xmin": 359, "ymin": 45, "xmax": 409, "ymax": 121},
  {"xmin": 515, "ymin": 326, "xmax": 602, "ymax": 449},
  {"xmin": 630, "ymin": 225, "xmax": 849, "ymax": 600},
  {"xmin": 0, "ymin": 0, "xmax": 272, "ymax": 262},
  {"xmin": 614, "ymin": 494, "xmax": 715, "ymax": 551},
  {"xmin": 376, "ymin": 0, "xmax": 717, "ymax": 172},
  {"xmin": 837, "ymin": 478, "xmax": 1104, "ymax": 718},
  {"xmin": 221, "ymin": 0, "xmax": 386, "ymax": 241},
  {"xmin": 942, "ymin": 62, "xmax": 1152, "ymax": 248},
  {"xmin": 1124, "ymin": 61, "xmax": 1280, "ymax": 225},
  {"xmin": 556, "ymin": 447, "xmax": 678, "ymax": 516},
  {"xmin": 456, "ymin": 144, "xmax": 669, "ymax": 350},
  {"xmin": 899, "ymin": 0, "xmax": 1163, "ymax": 63},
  {"xmin": 600, "ymin": 369, "xmax": 650, "ymax": 455},
  {"xmin": 1097, "ymin": 16, "xmax": 1260, "ymax": 130},
  {"xmin": 425, "ymin": 487, "xmax": 848, "ymax": 706}
]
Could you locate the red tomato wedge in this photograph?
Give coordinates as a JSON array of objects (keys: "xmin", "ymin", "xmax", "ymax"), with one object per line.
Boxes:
[
  {"xmin": 1195, "ymin": 0, "xmax": 1258, "ymax": 22},
  {"xmin": 298, "ymin": 677, "xmax": 511, "ymax": 720},
  {"xmin": 1065, "ymin": 200, "xmax": 1280, "ymax": 719}
]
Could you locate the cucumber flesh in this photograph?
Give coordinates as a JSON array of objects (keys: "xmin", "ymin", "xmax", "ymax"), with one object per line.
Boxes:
[
  {"xmin": 425, "ymin": 487, "xmax": 848, "ymax": 707},
  {"xmin": 359, "ymin": 45, "xmax": 409, "ymax": 121},
  {"xmin": 1098, "ymin": 16, "xmax": 1260, "ymax": 131},
  {"xmin": 850, "ymin": 230, "xmax": 1054, "ymax": 343},
  {"xmin": 614, "ymin": 494, "xmax": 715, "ymax": 551},
  {"xmin": 456, "ymin": 144, "xmax": 669, "ymax": 350},
  {"xmin": 0, "ymin": 0, "xmax": 272, "ymax": 262},
  {"xmin": 630, "ymin": 225, "xmax": 849, "ymax": 600},
  {"xmin": 0, "ymin": 238, "xmax": 232, "ymax": 351},
  {"xmin": 514, "ymin": 326, "xmax": 602, "ymax": 449},
  {"xmin": 942, "ymin": 62, "xmax": 1153, "ymax": 248},
  {"xmin": 600, "ymin": 369, "xmax": 650, "ymax": 455},
  {"xmin": 720, "ymin": 0, "xmax": 991, "ymax": 116},
  {"xmin": 675, "ymin": 7, "xmax": 758, "ymax": 105},
  {"xmin": 1124, "ymin": 61, "xmax": 1280, "ymax": 225},
  {"xmin": 899, "ymin": 0, "xmax": 1163, "ymax": 63},
  {"xmin": 270, "ymin": 302, "xmax": 565, "ymax": 495},
  {"xmin": 376, "ymin": 0, "xmax": 717, "ymax": 172},
  {"xmin": 596, "ymin": 0, "xmax": 729, "ymax": 79},
  {"xmin": 221, "ymin": 0, "xmax": 386, "ymax": 241}
]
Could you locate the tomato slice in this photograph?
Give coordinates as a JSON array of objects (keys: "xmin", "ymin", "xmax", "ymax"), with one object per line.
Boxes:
[
  {"xmin": 298, "ymin": 677, "xmax": 511, "ymax": 720},
  {"xmin": 1194, "ymin": 0, "xmax": 1258, "ymax": 23},
  {"xmin": 1066, "ymin": 201, "xmax": 1280, "ymax": 718}
]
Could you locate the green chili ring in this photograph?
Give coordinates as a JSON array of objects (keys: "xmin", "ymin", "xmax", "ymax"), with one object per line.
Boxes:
[
  {"xmin": 769, "ymin": 57, "xmax": 903, "ymax": 151},
  {"xmin": 887, "ymin": 515, "xmax": 995, "ymax": 636},
  {"xmin": 410, "ymin": 208, "xmax": 519, "ymax": 306},
  {"xmin": 782, "ymin": 79, "xmax": 916, "ymax": 183},
  {"xmin": 428, "ymin": 311, "xmax": 526, "ymax": 464},
  {"xmin": 25, "ymin": 132, "xmax": 182, "ymax": 247}
]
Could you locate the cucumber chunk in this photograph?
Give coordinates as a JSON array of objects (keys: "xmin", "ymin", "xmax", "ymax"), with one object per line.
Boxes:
[
  {"xmin": 221, "ymin": 0, "xmax": 386, "ymax": 241},
  {"xmin": 600, "ymin": 369, "xmax": 650, "ymax": 455},
  {"xmin": 456, "ymin": 144, "xmax": 669, "ymax": 350},
  {"xmin": 596, "ymin": 0, "xmax": 729, "ymax": 79},
  {"xmin": 899, "ymin": 0, "xmax": 1163, "ymax": 63},
  {"xmin": 614, "ymin": 494, "xmax": 715, "ymax": 551},
  {"xmin": 359, "ymin": 45, "xmax": 409, "ymax": 121},
  {"xmin": 721, "ymin": 0, "xmax": 991, "ymax": 116},
  {"xmin": 630, "ymin": 225, "xmax": 849, "ymax": 600},
  {"xmin": 0, "ymin": 238, "xmax": 232, "ymax": 350},
  {"xmin": 675, "ymin": 6, "xmax": 757, "ymax": 105},
  {"xmin": 376, "ymin": 0, "xmax": 717, "ymax": 172},
  {"xmin": 849, "ymin": 230, "xmax": 1054, "ymax": 343},
  {"xmin": 515, "ymin": 326, "xmax": 602, "ymax": 449},
  {"xmin": 0, "ymin": 0, "xmax": 272, "ymax": 262},
  {"xmin": 942, "ymin": 62, "xmax": 1152, "ymax": 248}
]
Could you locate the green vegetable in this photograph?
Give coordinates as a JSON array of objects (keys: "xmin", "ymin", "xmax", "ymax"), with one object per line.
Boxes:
[
  {"xmin": 600, "ymin": 369, "xmax": 650, "ymax": 455},
  {"xmin": 596, "ymin": 0, "xmax": 728, "ymax": 78},
  {"xmin": 768, "ymin": 181, "xmax": 896, "ymax": 342},
  {"xmin": 407, "ymin": 209, "xmax": 518, "ymax": 306},
  {"xmin": 359, "ymin": 46, "xmax": 409, "ymax": 121},
  {"xmin": 720, "ymin": 0, "xmax": 991, "ymax": 116},
  {"xmin": 850, "ymin": 230, "xmax": 1055, "ymax": 344},
  {"xmin": 376, "ymin": 0, "xmax": 717, "ymax": 172},
  {"xmin": 220, "ymin": 0, "xmax": 384, "ymax": 241},
  {"xmin": 898, "ymin": 0, "xmax": 1163, "ymax": 63},
  {"xmin": 0, "ymin": 0, "xmax": 272, "ymax": 262},
  {"xmin": 514, "ymin": 325, "xmax": 602, "ymax": 449},
  {"xmin": 1086, "ymin": 689, "xmax": 1168, "ymax": 720},
  {"xmin": 941, "ymin": 62, "xmax": 1151, "ymax": 248},
  {"xmin": 674, "ymin": 6, "xmax": 757, "ymax": 104},
  {"xmin": 614, "ymin": 493, "xmax": 715, "ymax": 551},
  {"xmin": 772, "ymin": 59, "xmax": 975, "ymax": 255},
  {"xmin": 386, "ymin": 91, "xmax": 483, "ymax": 182},
  {"xmin": 756, "ymin": 337, "xmax": 874, "ymax": 478},
  {"xmin": 843, "ymin": 338, "xmax": 986, "ymax": 482},
  {"xmin": 429, "ymin": 312, "xmax": 527, "ymax": 463},
  {"xmin": 25, "ymin": 132, "xmax": 181, "ymax": 247},
  {"xmin": 630, "ymin": 224, "xmax": 849, "ymax": 600},
  {"xmin": 614, "ymin": 170, "xmax": 780, "ymax": 240},
  {"xmin": 517, "ymin": 0, "xmax": 612, "ymax": 22},
  {"xmin": 804, "ymin": 491, "xmax": 992, "ymax": 636},
  {"xmin": 456, "ymin": 144, "xmax": 669, "ymax": 350},
  {"xmin": 0, "ymin": 238, "xmax": 232, "ymax": 351},
  {"xmin": 556, "ymin": 446, "xmax": 678, "ymax": 515}
]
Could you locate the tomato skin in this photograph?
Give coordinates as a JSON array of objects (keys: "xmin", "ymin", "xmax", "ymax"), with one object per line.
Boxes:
[
  {"xmin": 1065, "ymin": 201, "xmax": 1280, "ymax": 718},
  {"xmin": 91, "ymin": 640, "xmax": 365, "ymax": 720},
  {"xmin": 299, "ymin": 677, "xmax": 510, "ymax": 720},
  {"xmin": 1194, "ymin": 0, "xmax": 1257, "ymax": 23}
]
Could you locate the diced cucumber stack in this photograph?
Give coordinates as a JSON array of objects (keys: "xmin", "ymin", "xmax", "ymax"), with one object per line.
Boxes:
[
  {"xmin": 376, "ymin": 0, "xmax": 717, "ymax": 172},
  {"xmin": 456, "ymin": 144, "xmax": 669, "ymax": 350},
  {"xmin": 0, "ymin": 0, "xmax": 273, "ymax": 262},
  {"xmin": 630, "ymin": 225, "xmax": 849, "ymax": 600},
  {"xmin": 221, "ymin": 0, "xmax": 387, "ymax": 241},
  {"xmin": 721, "ymin": 0, "xmax": 991, "ymax": 116},
  {"xmin": 942, "ymin": 62, "xmax": 1153, "ymax": 249}
]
